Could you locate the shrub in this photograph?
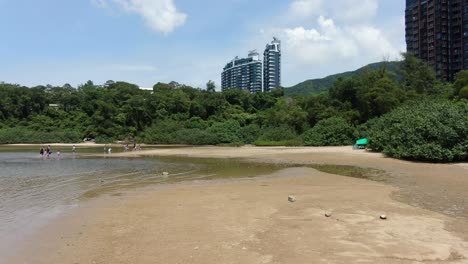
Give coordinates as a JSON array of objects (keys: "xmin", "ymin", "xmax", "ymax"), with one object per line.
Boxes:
[
  {"xmin": 254, "ymin": 126, "xmax": 302, "ymax": 146},
  {"xmin": 459, "ymin": 87, "xmax": 468, "ymax": 99},
  {"xmin": 0, "ymin": 128, "xmax": 81, "ymax": 144},
  {"xmin": 368, "ymin": 100, "xmax": 468, "ymax": 162},
  {"xmin": 172, "ymin": 128, "xmax": 216, "ymax": 145},
  {"xmin": 303, "ymin": 117, "xmax": 355, "ymax": 146},
  {"xmin": 240, "ymin": 124, "xmax": 261, "ymax": 144},
  {"xmin": 138, "ymin": 120, "xmax": 184, "ymax": 144},
  {"xmin": 254, "ymin": 139, "xmax": 303, "ymax": 146},
  {"xmin": 258, "ymin": 126, "xmax": 298, "ymax": 142},
  {"xmin": 206, "ymin": 120, "xmax": 241, "ymax": 144}
]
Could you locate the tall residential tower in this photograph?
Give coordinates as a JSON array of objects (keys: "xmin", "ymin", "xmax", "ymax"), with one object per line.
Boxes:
[
  {"xmin": 405, "ymin": 0, "xmax": 468, "ymax": 81},
  {"xmin": 263, "ymin": 37, "xmax": 281, "ymax": 92},
  {"xmin": 221, "ymin": 50, "xmax": 263, "ymax": 93}
]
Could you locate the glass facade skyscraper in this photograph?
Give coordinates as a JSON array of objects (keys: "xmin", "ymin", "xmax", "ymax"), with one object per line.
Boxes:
[
  {"xmin": 221, "ymin": 50, "xmax": 263, "ymax": 93},
  {"xmin": 263, "ymin": 37, "xmax": 281, "ymax": 92}
]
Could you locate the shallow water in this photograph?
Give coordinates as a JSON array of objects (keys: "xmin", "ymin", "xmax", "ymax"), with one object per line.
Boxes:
[{"xmin": 0, "ymin": 147, "xmax": 288, "ymax": 258}]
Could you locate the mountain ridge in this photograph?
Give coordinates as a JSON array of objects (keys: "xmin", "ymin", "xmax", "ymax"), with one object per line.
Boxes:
[{"xmin": 285, "ymin": 61, "xmax": 401, "ymax": 97}]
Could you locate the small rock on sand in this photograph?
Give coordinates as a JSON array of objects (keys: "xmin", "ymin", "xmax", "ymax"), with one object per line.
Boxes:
[
  {"xmin": 288, "ymin": 196, "xmax": 296, "ymax": 202},
  {"xmin": 380, "ymin": 215, "xmax": 387, "ymax": 220},
  {"xmin": 162, "ymin": 172, "xmax": 169, "ymax": 176},
  {"xmin": 325, "ymin": 212, "xmax": 332, "ymax": 217}
]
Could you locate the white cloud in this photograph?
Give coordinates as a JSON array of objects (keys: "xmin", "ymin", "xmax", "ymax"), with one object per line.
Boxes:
[
  {"xmin": 280, "ymin": 16, "xmax": 399, "ymax": 65},
  {"xmin": 288, "ymin": 0, "xmax": 323, "ymax": 18},
  {"xmin": 331, "ymin": 0, "xmax": 378, "ymax": 23},
  {"xmin": 288, "ymin": 0, "xmax": 378, "ymax": 23},
  {"xmin": 93, "ymin": 0, "xmax": 187, "ymax": 33},
  {"xmin": 248, "ymin": 1, "xmax": 404, "ymax": 86}
]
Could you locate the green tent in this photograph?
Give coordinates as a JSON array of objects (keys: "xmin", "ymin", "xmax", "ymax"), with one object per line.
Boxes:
[{"xmin": 356, "ymin": 138, "xmax": 368, "ymax": 146}]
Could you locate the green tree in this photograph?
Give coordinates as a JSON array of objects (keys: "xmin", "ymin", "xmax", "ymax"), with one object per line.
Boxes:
[
  {"xmin": 400, "ymin": 52, "xmax": 438, "ymax": 94},
  {"xmin": 206, "ymin": 80, "xmax": 216, "ymax": 92},
  {"xmin": 303, "ymin": 117, "xmax": 355, "ymax": 146}
]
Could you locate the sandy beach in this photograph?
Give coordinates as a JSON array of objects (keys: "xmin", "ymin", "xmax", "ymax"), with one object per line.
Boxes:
[{"xmin": 7, "ymin": 146, "xmax": 468, "ymax": 263}]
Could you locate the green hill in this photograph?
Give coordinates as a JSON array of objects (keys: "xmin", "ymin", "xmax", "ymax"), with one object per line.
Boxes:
[{"xmin": 285, "ymin": 61, "xmax": 401, "ymax": 97}]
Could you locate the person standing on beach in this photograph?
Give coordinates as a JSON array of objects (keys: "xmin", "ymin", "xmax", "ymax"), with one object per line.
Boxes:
[
  {"xmin": 39, "ymin": 147, "xmax": 44, "ymax": 159},
  {"xmin": 46, "ymin": 145, "xmax": 51, "ymax": 159},
  {"xmin": 57, "ymin": 150, "xmax": 61, "ymax": 160},
  {"xmin": 72, "ymin": 145, "xmax": 76, "ymax": 154}
]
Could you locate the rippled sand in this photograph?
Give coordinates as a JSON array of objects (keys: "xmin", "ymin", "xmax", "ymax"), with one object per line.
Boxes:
[{"xmin": 7, "ymin": 146, "xmax": 468, "ymax": 264}]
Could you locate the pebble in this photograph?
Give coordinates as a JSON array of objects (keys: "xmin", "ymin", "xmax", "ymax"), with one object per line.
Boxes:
[
  {"xmin": 380, "ymin": 215, "xmax": 387, "ymax": 220},
  {"xmin": 288, "ymin": 196, "xmax": 296, "ymax": 202},
  {"xmin": 325, "ymin": 212, "xmax": 332, "ymax": 217}
]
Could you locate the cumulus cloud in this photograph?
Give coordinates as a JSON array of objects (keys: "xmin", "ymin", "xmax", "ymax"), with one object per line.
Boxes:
[
  {"xmin": 251, "ymin": 0, "xmax": 404, "ymax": 85},
  {"xmin": 331, "ymin": 0, "xmax": 378, "ymax": 23},
  {"xmin": 93, "ymin": 0, "xmax": 187, "ymax": 33},
  {"xmin": 288, "ymin": 0, "xmax": 323, "ymax": 18},
  {"xmin": 280, "ymin": 15, "xmax": 399, "ymax": 66},
  {"xmin": 288, "ymin": 0, "xmax": 378, "ymax": 23}
]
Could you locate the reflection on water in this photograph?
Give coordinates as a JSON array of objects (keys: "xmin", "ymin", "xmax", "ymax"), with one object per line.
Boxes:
[
  {"xmin": 0, "ymin": 146, "xmax": 288, "ymax": 258},
  {"xmin": 0, "ymin": 150, "xmax": 190, "ymax": 256}
]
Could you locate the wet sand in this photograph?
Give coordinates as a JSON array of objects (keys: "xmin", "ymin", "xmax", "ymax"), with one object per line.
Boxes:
[{"xmin": 8, "ymin": 146, "xmax": 468, "ymax": 263}]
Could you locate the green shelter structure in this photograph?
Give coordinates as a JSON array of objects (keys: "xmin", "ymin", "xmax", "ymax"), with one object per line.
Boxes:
[{"xmin": 354, "ymin": 138, "xmax": 368, "ymax": 149}]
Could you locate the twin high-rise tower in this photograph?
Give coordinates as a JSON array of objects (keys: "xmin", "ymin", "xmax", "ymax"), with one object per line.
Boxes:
[
  {"xmin": 221, "ymin": 38, "xmax": 281, "ymax": 93},
  {"xmin": 405, "ymin": 0, "xmax": 468, "ymax": 81}
]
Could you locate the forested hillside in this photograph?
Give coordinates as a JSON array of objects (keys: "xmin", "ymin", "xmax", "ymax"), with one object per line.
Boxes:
[
  {"xmin": 285, "ymin": 61, "xmax": 401, "ymax": 96},
  {"xmin": 1, "ymin": 54, "xmax": 467, "ymax": 162}
]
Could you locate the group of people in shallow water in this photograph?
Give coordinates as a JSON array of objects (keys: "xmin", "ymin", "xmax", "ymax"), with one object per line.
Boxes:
[
  {"xmin": 39, "ymin": 143, "xmax": 141, "ymax": 158},
  {"xmin": 39, "ymin": 144, "xmax": 76, "ymax": 160},
  {"xmin": 123, "ymin": 143, "xmax": 141, "ymax": 152},
  {"xmin": 103, "ymin": 143, "xmax": 141, "ymax": 154}
]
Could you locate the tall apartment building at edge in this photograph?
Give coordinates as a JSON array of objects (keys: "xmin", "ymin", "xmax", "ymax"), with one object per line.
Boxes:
[
  {"xmin": 405, "ymin": 0, "xmax": 468, "ymax": 81},
  {"xmin": 221, "ymin": 38, "xmax": 281, "ymax": 93},
  {"xmin": 221, "ymin": 50, "xmax": 263, "ymax": 93},
  {"xmin": 263, "ymin": 37, "xmax": 281, "ymax": 92}
]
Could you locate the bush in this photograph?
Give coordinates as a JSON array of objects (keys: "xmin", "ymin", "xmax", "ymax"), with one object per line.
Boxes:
[
  {"xmin": 240, "ymin": 124, "xmax": 261, "ymax": 144},
  {"xmin": 206, "ymin": 120, "xmax": 241, "ymax": 144},
  {"xmin": 459, "ymin": 87, "xmax": 468, "ymax": 99},
  {"xmin": 303, "ymin": 117, "xmax": 355, "ymax": 146},
  {"xmin": 254, "ymin": 139, "xmax": 303, "ymax": 146},
  {"xmin": 0, "ymin": 128, "xmax": 81, "ymax": 144},
  {"xmin": 368, "ymin": 100, "xmax": 468, "ymax": 162},
  {"xmin": 172, "ymin": 128, "xmax": 216, "ymax": 145},
  {"xmin": 138, "ymin": 120, "xmax": 184, "ymax": 144},
  {"xmin": 258, "ymin": 126, "xmax": 298, "ymax": 142},
  {"xmin": 95, "ymin": 135, "xmax": 114, "ymax": 144},
  {"xmin": 254, "ymin": 126, "xmax": 302, "ymax": 146}
]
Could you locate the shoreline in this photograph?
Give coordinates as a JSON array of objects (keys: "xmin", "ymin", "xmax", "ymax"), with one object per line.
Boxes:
[{"xmin": 5, "ymin": 146, "xmax": 468, "ymax": 263}]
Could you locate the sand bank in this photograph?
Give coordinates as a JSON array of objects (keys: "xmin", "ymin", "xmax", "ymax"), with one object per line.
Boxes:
[{"xmin": 8, "ymin": 146, "xmax": 468, "ymax": 263}]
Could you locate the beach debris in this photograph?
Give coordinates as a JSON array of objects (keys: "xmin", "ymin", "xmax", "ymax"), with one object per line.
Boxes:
[
  {"xmin": 325, "ymin": 212, "xmax": 332, "ymax": 217},
  {"xmin": 162, "ymin": 172, "xmax": 169, "ymax": 177},
  {"xmin": 288, "ymin": 195, "xmax": 296, "ymax": 202},
  {"xmin": 380, "ymin": 215, "xmax": 387, "ymax": 220}
]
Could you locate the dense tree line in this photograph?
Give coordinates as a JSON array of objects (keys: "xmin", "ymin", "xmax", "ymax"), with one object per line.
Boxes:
[{"xmin": 0, "ymin": 53, "xmax": 467, "ymax": 161}]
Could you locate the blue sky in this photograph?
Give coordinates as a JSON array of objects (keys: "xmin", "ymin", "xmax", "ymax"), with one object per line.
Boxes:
[{"xmin": 0, "ymin": 0, "xmax": 405, "ymax": 89}]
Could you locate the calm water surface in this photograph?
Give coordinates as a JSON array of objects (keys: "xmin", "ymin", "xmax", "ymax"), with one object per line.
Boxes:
[
  {"xmin": 0, "ymin": 146, "xmax": 287, "ymax": 258},
  {"xmin": 0, "ymin": 148, "xmax": 195, "ymax": 257}
]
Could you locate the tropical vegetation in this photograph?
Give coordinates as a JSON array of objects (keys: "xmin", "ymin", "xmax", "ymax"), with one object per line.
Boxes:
[{"xmin": 0, "ymin": 53, "xmax": 466, "ymax": 162}]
